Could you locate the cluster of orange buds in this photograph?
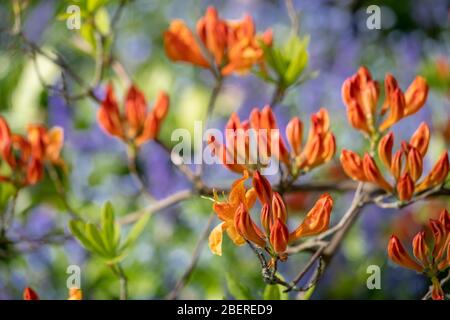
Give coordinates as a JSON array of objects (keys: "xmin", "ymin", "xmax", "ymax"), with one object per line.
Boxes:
[
  {"xmin": 23, "ymin": 287, "xmax": 82, "ymax": 300},
  {"xmin": 97, "ymin": 84, "xmax": 169, "ymax": 147},
  {"xmin": 208, "ymin": 170, "xmax": 333, "ymax": 258},
  {"xmin": 342, "ymin": 67, "xmax": 428, "ymax": 137},
  {"xmin": 388, "ymin": 209, "xmax": 450, "ymax": 300},
  {"xmin": 208, "ymin": 106, "xmax": 335, "ymax": 175},
  {"xmin": 341, "ymin": 122, "xmax": 449, "ymax": 201},
  {"xmin": 164, "ymin": 6, "xmax": 272, "ymax": 76},
  {"xmin": 0, "ymin": 117, "xmax": 64, "ymax": 187}
]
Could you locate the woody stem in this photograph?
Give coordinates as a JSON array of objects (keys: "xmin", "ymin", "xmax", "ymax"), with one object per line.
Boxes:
[{"xmin": 126, "ymin": 145, "xmax": 154, "ymax": 201}]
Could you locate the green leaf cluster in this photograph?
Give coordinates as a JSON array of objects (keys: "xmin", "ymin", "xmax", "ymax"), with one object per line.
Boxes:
[{"xmin": 69, "ymin": 202, "xmax": 149, "ymax": 264}]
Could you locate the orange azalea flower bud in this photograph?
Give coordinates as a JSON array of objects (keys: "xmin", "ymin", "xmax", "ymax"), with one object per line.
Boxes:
[
  {"xmin": 289, "ymin": 193, "xmax": 333, "ymax": 242},
  {"xmin": 97, "ymin": 84, "xmax": 124, "ymax": 138},
  {"xmin": 252, "ymin": 170, "xmax": 273, "ymax": 205},
  {"xmin": 272, "ymin": 192, "xmax": 287, "ymax": 223},
  {"xmin": 269, "ymin": 218, "xmax": 289, "ymax": 254},
  {"xmin": 234, "ymin": 203, "xmax": 266, "ymax": 248},
  {"xmin": 378, "ymin": 132, "xmax": 394, "ymax": 169},
  {"xmin": 409, "ymin": 122, "xmax": 430, "ymax": 157},
  {"xmin": 260, "ymin": 203, "xmax": 272, "ymax": 235},
  {"xmin": 390, "ymin": 150, "xmax": 404, "ymax": 180},
  {"xmin": 387, "ymin": 235, "xmax": 423, "ymax": 273},
  {"xmin": 68, "ymin": 288, "xmax": 82, "ymax": 300},
  {"xmin": 406, "ymin": 147, "xmax": 423, "ymax": 182},
  {"xmin": 125, "ymin": 85, "xmax": 147, "ymax": 137},
  {"xmin": 340, "ymin": 149, "xmax": 366, "ymax": 181},
  {"xmin": 196, "ymin": 6, "xmax": 228, "ymax": 65},
  {"xmin": 361, "ymin": 80, "xmax": 379, "ymax": 118},
  {"xmin": 429, "ymin": 219, "xmax": 447, "ymax": 261},
  {"xmin": 438, "ymin": 209, "xmax": 450, "ymax": 230},
  {"xmin": 412, "ymin": 231, "xmax": 430, "ymax": 267},
  {"xmin": 380, "ymin": 73, "xmax": 399, "ymax": 115},
  {"xmin": 431, "ymin": 277, "xmax": 444, "ymax": 300},
  {"xmin": 286, "ymin": 117, "xmax": 303, "ymax": 156},
  {"xmin": 23, "ymin": 287, "xmax": 39, "ymax": 300},
  {"xmin": 379, "ymin": 87, "xmax": 405, "ymax": 132},
  {"xmin": 135, "ymin": 91, "xmax": 170, "ymax": 146},
  {"xmin": 363, "ymin": 154, "xmax": 393, "ymax": 193},
  {"xmin": 164, "ymin": 20, "xmax": 209, "ymax": 68},
  {"xmin": 397, "ymin": 173, "xmax": 414, "ymax": 201},
  {"xmin": 415, "ymin": 151, "xmax": 449, "ymax": 193},
  {"xmin": 404, "ymin": 76, "xmax": 428, "ymax": 116},
  {"xmin": 345, "ymin": 100, "xmax": 370, "ymax": 134}
]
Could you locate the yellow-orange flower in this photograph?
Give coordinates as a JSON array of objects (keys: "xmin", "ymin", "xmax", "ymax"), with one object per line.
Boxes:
[
  {"xmin": 208, "ymin": 171, "xmax": 257, "ymax": 256},
  {"xmin": 97, "ymin": 84, "xmax": 169, "ymax": 147},
  {"xmin": 342, "ymin": 67, "xmax": 428, "ymax": 135},
  {"xmin": 341, "ymin": 122, "xmax": 449, "ymax": 201},
  {"xmin": 0, "ymin": 117, "xmax": 65, "ymax": 187},
  {"xmin": 388, "ymin": 209, "xmax": 450, "ymax": 300},
  {"xmin": 164, "ymin": 6, "xmax": 272, "ymax": 76}
]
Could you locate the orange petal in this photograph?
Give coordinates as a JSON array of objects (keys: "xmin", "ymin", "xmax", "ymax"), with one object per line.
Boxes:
[
  {"xmin": 286, "ymin": 117, "xmax": 303, "ymax": 156},
  {"xmin": 378, "ymin": 132, "xmax": 394, "ymax": 169},
  {"xmin": 125, "ymin": 85, "xmax": 147, "ymax": 135},
  {"xmin": 68, "ymin": 288, "xmax": 82, "ymax": 300},
  {"xmin": 412, "ymin": 231, "xmax": 430, "ymax": 267},
  {"xmin": 387, "ymin": 235, "xmax": 423, "ymax": 273},
  {"xmin": 289, "ymin": 193, "xmax": 333, "ymax": 242},
  {"xmin": 409, "ymin": 122, "xmax": 430, "ymax": 157},
  {"xmin": 252, "ymin": 170, "xmax": 273, "ymax": 205},
  {"xmin": 415, "ymin": 151, "xmax": 449, "ymax": 193},
  {"xmin": 340, "ymin": 149, "xmax": 367, "ymax": 181},
  {"xmin": 269, "ymin": 218, "xmax": 289, "ymax": 254},
  {"xmin": 209, "ymin": 222, "xmax": 227, "ymax": 256},
  {"xmin": 406, "ymin": 147, "xmax": 423, "ymax": 182},
  {"xmin": 234, "ymin": 203, "xmax": 266, "ymax": 248},
  {"xmin": 404, "ymin": 76, "xmax": 428, "ymax": 116},
  {"xmin": 23, "ymin": 287, "xmax": 39, "ymax": 300},
  {"xmin": 363, "ymin": 153, "xmax": 393, "ymax": 193},
  {"xmin": 379, "ymin": 87, "xmax": 405, "ymax": 132}
]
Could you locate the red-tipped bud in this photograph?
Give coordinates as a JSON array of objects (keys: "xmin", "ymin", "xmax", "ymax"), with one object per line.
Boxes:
[
  {"xmin": 286, "ymin": 117, "xmax": 303, "ymax": 156},
  {"xmin": 234, "ymin": 203, "xmax": 266, "ymax": 248},
  {"xmin": 409, "ymin": 122, "xmax": 430, "ymax": 157},
  {"xmin": 269, "ymin": 218, "xmax": 289, "ymax": 254},
  {"xmin": 378, "ymin": 132, "xmax": 394, "ymax": 168},
  {"xmin": 23, "ymin": 287, "xmax": 39, "ymax": 300},
  {"xmin": 252, "ymin": 171, "xmax": 273, "ymax": 205},
  {"xmin": 272, "ymin": 192, "xmax": 287, "ymax": 223},
  {"xmin": 340, "ymin": 149, "xmax": 366, "ymax": 181},
  {"xmin": 412, "ymin": 231, "xmax": 430, "ymax": 267},
  {"xmin": 363, "ymin": 153, "xmax": 393, "ymax": 193},
  {"xmin": 397, "ymin": 173, "xmax": 415, "ymax": 201}
]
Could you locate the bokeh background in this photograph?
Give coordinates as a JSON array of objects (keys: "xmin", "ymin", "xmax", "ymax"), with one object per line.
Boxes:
[{"xmin": 0, "ymin": 0, "xmax": 449, "ymax": 299}]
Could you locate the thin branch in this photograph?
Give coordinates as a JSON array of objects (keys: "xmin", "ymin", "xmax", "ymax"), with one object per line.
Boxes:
[
  {"xmin": 126, "ymin": 147, "xmax": 154, "ymax": 201},
  {"xmin": 166, "ymin": 212, "xmax": 215, "ymax": 299},
  {"xmin": 119, "ymin": 189, "xmax": 192, "ymax": 225}
]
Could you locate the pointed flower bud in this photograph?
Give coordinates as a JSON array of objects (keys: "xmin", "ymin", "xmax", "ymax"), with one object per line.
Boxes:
[
  {"xmin": 409, "ymin": 122, "xmax": 430, "ymax": 157},
  {"xmin": 404, "ymin": 76, "xmax": 428, "ymax": 117},
  {"xmin": 252, "ymin": 171, "xmax": 273, "ymax": 205},
  {"xmin": 378, "ymin": 132, "xmax": 394, "ymax": 169},
  {"xmin": 272, "ymin": 192, "xmax": 287, "ymax": 223},
  {"xmin": 363, "ymin": 154, "xmax": 393, "ymax": 193},
  {"xmin": 269, "ymin": 218, "xmax": 289, "ymax": 254},
  {"xmin": 415, "ymin": 151, "xmax": 449, "ymax": 193},
  {"xmin": 412, "ymin": 231, "xmax": 430, "ymax": 267},
  {"xmin": 387, "ymin": 235, "xmax": 423, "ymax": 273},
  {"xmin": 234, "ymin": 203, "xmax": 266, "ymax": 248},
  {"xmin": 23, "ymin": 287, "xmax": 39, "ymax": 300},
  {"xmin": 286, "ymin": 117, "xmax": 303, "ymax": 156},
  {"xmin": 289, "ymin": 193, "xmax": 333, "ymax": 242},
  {"xmin": 406, "ymin": 147, "xmax": 423, "ymax": 182},
  {"xmin": 340, "ymin": 149, "xmax": 367, "ymax": 181},
  {"xmin": 397, "ymin": 173, "xmax": 414, "ymax": 201}
]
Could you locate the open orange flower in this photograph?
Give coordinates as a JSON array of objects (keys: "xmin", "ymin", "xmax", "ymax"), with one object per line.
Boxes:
[
  {"xmin": 0, "ymin": 117, "xmax": 64, "ymax": 187},
  {"xmin": 97, "ymin": 84, "xmax": 169, "ymax": 147},
  {"xmin": 209, "ymin": 170, "xmax": 333, "ymax": 257},
  {"xmin": 342, "ymin": 67, "xmax": 428, "ymax": 136},
  {"xmin": 341, "ymin": 122, "xmax": 449, "ymax": 201},
  {"xmin": 164, "ymin": 6, "xmax": 272, "ymax": 76},
  {"xmin": 208, "ymin": 106, "xmax": 335, "ymax": 176},
  {"xmin": 208, "ymin": 171, "xmax": 257, "ymax": 256},
  {"xmin": 388, "ymin": 209, "xmax": 450, "ymax": 300}
]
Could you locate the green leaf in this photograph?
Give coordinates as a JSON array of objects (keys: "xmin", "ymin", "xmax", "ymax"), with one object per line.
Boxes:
[
  {"xmin": 225, "ymin": 273, "xmax": 254, "ymax": 300},
  {"xmin": 80, "ymin": 23, "xmax": 96, "ymax": 51},
  {"xmin": 263, "ymin": 284, "xmax": 288, "ymax": 300},
  {"xmin": 69, "ymin": 220, "xmax": 99, "ymax": 254},
  {"xmin": 120, "ymin": 212, "xmax": 150, "ymax": 251},
  {"xmin": 94, "ymin": 7, "xmax": 110, "ymax": 35},
  {"xmin": 85, "ymin": 222, "xmax": 111, "ymax": 257},
  {"xmin": 87, "ymin": 0, "xmax": 109, "ymax": 13},
  {"xmin": 101, "ymin": 201, "xmax": 116, "ymax": 251},
  {"xmin": 283, "ymin": 35, "xmax": 309, "ymax": 85}
]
